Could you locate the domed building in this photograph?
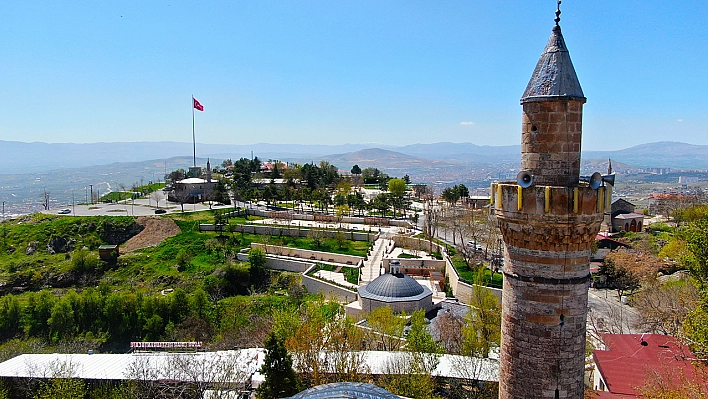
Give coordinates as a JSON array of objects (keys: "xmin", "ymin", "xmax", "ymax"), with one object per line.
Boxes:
[
  {"xmin": 358, "ymin": 271, "xmax": 433, "ymax": 314},
  {"xmin": 286, "ymin": 382, "xmax": 401, "ymax": 399}
]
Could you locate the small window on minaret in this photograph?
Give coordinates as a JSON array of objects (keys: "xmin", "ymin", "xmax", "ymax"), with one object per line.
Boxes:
[{"xmin": 532, "ymin": 125, "xmax": 538, "ymax": 132}]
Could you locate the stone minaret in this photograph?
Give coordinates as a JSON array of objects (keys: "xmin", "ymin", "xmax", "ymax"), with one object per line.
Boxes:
[{"xmin": 492, "ymin": 5, "xmax": 605, "ymax": 399}]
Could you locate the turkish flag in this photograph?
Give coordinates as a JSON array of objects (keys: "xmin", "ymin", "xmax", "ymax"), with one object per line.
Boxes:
[{"xmin": 193, "ymin": 98, "xmax": 204, "ymax": 111}]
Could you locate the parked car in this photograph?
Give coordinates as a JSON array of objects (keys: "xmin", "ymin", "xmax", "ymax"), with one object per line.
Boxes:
[
  {"xmin": 57, "ymin": 209, "xmax": 71, "ymax": 214},
  {"xmin": 467, "ymin": 241, "xmax": 483, "ymax": 251},
  {"xmin": 154, "ymin": 209, "xmax": 167, "ymax": 214}
]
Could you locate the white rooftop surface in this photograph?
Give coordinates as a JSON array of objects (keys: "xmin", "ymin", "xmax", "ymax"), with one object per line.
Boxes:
[
  {"xmin": 0, "ymin": 349, "xmax": 263, "ymax": 382},
  {"xmin": 412, "ymin": 276, "xmax": 444, "ymax": 297},
  {"xmin": 0, "ymin": 349, "xmax": 498, "ymax": 383},
  {"xmin": 614, "ymin": 213, "xmax": 644, "ymax": 219},
  {"xmin": 177, "ymin": 178, "xmax": 209, "ymax": 184}
]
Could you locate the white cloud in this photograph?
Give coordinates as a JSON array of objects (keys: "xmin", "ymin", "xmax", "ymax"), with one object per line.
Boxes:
[
  {"xmin": 460, "ymin": 121, "xmax": 475, "ymax": 126},
  {"xmin": 678, "ymin": 119, "xmax": 683, "ymax": 122}
]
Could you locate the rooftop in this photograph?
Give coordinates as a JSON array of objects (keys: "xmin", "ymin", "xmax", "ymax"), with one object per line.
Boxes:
[
  {"xmin": 521, "ymin": 25, "xmax": 585, "ymax": 103},
  {"xmin": 286, "ymin": 382, "xmax": 400, "ymax": 399},
  {"xmin": 358, "ymin": 273, "xmax": 431, "ymax": 302},
  {"xmin": 593, "ymin": 334, "xmax": 706, "ymax": 396}
]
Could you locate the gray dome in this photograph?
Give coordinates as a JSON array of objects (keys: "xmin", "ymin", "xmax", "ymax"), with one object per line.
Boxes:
[
  {"xmin": 287, "ymin": 382, "xmax": 400, "ymax": 399},
  {"xmin": 359, "ymin": 273, "xmax": 426, "ymax": 299}
]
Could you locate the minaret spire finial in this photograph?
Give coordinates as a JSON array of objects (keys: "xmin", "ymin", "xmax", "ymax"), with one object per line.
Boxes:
[{"xmin": 555, "ymin": 0, "xmax": 562, "ymax": 26}]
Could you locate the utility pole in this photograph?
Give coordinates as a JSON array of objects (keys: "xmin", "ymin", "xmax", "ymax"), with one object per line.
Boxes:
[{"xmin": 89, "ymin": 185, "xmax": 94, "ymax": 205}]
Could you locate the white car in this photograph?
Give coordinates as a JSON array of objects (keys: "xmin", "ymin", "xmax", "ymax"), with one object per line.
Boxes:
[{"xmin": 57, "ymin": 209, "xmax": 71, "ymax": 214}]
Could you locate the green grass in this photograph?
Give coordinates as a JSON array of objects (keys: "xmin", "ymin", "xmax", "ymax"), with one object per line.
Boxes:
[
  {"xmin": 307, "ymin": 263, "xmax": 359, "ymax": 285},
  {"xmin": 100, "ymin": 191, "xmax": 131, "ymax": 202},
  {"xmin": 451, "ymin": 255, "xmax": 503, "ymax": 289},
  {"xmin": 398, "ymin": 253, "xmax": 421, "ymax": 259},
  {"xmin": 265, "ymin": 235, "xmax": 368, "ymax": 257}
]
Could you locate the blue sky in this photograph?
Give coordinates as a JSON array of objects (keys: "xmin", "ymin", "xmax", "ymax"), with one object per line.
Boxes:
[{"xmin": 1, "ymin": 1, "xmax": 706, "ymax": 151}]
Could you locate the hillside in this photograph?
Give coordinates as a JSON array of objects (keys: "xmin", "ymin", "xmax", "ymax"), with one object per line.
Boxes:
[
  {"xmin": 0, "ymin": 211, "xmax": 367, "ymax": 354},
  {"xmin": 322, "ymin": 148, "xmax": 458, "ymax": 170},
  {"xmin": 5, "ymin": 140, "xmax": 708, "ymax": 175}
]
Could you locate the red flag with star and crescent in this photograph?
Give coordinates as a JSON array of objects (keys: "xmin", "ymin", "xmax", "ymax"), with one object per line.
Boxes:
[{"xmin": 193, "ymin": 98, "xmax": 204, "ymax": 111}]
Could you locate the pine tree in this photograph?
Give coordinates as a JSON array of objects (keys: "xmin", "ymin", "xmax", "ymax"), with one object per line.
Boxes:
[{"xmin": 256, "ymin": 332, "xmax": 302, "ymax": 399}]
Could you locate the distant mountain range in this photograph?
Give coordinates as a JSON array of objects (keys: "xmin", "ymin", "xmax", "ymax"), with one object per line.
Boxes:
[
  {"xmin": 3, "ymin": 140, "xmax": 708, "ymax": 175},
  {"xmin": 2, "ymin": 140, "xmax": 708, "ymax": 216}
]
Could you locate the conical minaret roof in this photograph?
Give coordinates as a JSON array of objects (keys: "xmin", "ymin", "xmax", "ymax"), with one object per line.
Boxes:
[{"xmin": 521, "ymin": 24, "xmax": 585, "ymax": 104}]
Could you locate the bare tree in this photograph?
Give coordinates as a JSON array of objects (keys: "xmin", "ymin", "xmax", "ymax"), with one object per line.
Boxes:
[
  {"xmin": 150, "ymin": 191, "xmax": 162, "ymax": 209},
  {"xmin": 632, "ymin": 280, "xmax": 700, "ymax": 336},
  {"xmin": 586, "ymin": 295, "xmax": 637, "ymax": 346},
  {"xmin": 124, "ymin": 352, "xmax": 255, "ymax": 399}
]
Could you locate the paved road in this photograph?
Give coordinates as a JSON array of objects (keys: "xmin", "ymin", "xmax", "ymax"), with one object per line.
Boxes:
[
  {"xmin": 587, "ymin": 288, "xmax": 642, "ymax": 335},
  {"xmin": 45, "ymin": 190, "xmax": 232, "ymax": 217}
]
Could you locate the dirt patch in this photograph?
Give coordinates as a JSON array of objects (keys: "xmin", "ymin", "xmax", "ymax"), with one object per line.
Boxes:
[{"xmin": 121, "ymin": 216, "xmax": 181, "ymax": 252}]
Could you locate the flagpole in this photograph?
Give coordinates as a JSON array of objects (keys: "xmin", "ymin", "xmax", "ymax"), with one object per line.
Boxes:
[{"xmin": 192, "ymin": 96, "xmax": 196, "ymax": 167}]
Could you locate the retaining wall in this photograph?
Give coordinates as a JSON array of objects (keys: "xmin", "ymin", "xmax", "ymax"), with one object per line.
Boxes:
[
  {"xmin": 383, "ymin": 258, "xmax": 446, "ymax": 273},
  {"xmin": 237, "ymin": 251, "xmax": 358, "ymax": 302},
  {"xmin": 301, "ymin": 274, "xmax": 358, "ymax": 303},
  {"xmin": 200, "ymin": 224, "xmax": 376, "ymax": 242},
  {"xmin": 236, "ymin": 251, "xmax": 313, "ymax": 273},
  {"xmin": 444, "ymin": 255, "xmax": 502, "ymax": 304},
  {"xmin": 250, "ymin": 243, "xmax": 363, "ymax": 266},
  {"xmin": 246, "ymin": 209, "xmax": 411, "ymax": 227},
  {"xmin": 391, "ymin": 236, "xmax": 445, "ymax": 254}
]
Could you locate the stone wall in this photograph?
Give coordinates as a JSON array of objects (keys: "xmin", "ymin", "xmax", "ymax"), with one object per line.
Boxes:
[
  {"xmin": 494, "ymin": 181, "xmax": 603, "ymax": 399},
  {"xmin": 237, "ymin": 250, "xmax": 358, "ymax": 302},
  {"xmin": 246, "ymin": 209, "xmax": 411, "ymax": 227},
  {"xmin": 250, "ymin": 243, "xmax": 363, "ymax": 266},
  {"xmin": 444, "ymin": 254, "xmax": 503, "ymax": 304},
  {"xmin": 200, "ymin": 224, "xmax": 376, "ymax": 242},
  {"xmin": 236, "ymin": 251, "xmax": 313, "ymax": 273},
  {"xmin": 301, "ymin": 274, "xmax": 358, "ymax": 303},
  {"xmin": 521, "ymin": 100, "xmax": 584, "ymax": 187},
  {"xmin": 391, "ymin": 236, "xmax": 444, "ymax": 254},
  {"xmin": 382, "ymin": 258, "xmax": 446, "ymax": 274}
]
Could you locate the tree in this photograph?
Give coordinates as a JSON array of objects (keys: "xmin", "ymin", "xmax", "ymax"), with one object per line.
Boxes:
[
  {"xmin": 171, "ymin": 188, "xmax": 192, "ymax": 213},
  {"xmin": 48, "ymin": 299, "xmax": 76, "ymax": 342},
  {"xmin": 213, "ymin": 178, "xmax": 231, "ymax": 205},
  {"xmin": 32, "ymin": 359, "xmax": 86, "ymax": 399},
  {"xmin": 351, "ymin": 164, "xmax": 362, "ymax": 187},
  {"xmin": 598, "ymin": 251, "xmax": 641, "ymax": 297},
  {"xmin": 631, "ymin": 280, "xmax": 700, "ymax": 336},
  {"xmin": 372, "ymin": 193, "xmax": 390, "ymax": 217},
  {"xmin": 166, "ymin": 169, "xmax": 186, "ymax": 184},
  {"xmin": 382, "ymin": 310, "xmax": 443, "ymax": 399},
  {"xmin": 257, "ymin": 332, "xmax": 302, "ymax": 399},
  {"xmin": 684, "ymin": 216, "xmax": 708, "ymax": 283},
  {"xmin": 365, "ymin": 306, "xmax": 406, "ymax": 351},
  {"xmin": 388, "ymin": 178, "xmax": 408, "ymax": 218},
  {"xmin": 248, "ymin": 247, "xmax": 267, "ymax": 282},
  {"xmin": 307, "ymin": 228, "xmax": 326, "ymax": 249},
  {"xmin": 441, "ymin": 186, "xmax": 461, "ymax": 206},
  {"xmin": 462, "ymin": 265, "xmax": 501, "ymax": 358},
  {"xmin": 149, "ymin": 190, "xmax": 161, "ymax": 208},
  {"xmin": 639, "ymin": 364, "xmax": 708, "ymax": 399}
]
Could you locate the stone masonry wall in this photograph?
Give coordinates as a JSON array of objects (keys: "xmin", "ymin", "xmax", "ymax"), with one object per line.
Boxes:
[
  {"xmin": 495, "ymin": 183, "xmax": 603, "ymax": 399},
  {"xmin": 521, "ymin": 100, "xmax": 583, "ymax": 187}
]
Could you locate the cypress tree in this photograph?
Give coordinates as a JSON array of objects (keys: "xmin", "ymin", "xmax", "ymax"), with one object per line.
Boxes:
[{"xmin": 256, "ymin": 332, "xmax": 302, "ymax": 399}]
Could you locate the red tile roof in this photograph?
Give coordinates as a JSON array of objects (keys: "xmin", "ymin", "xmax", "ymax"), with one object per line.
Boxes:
[
  {"xmin": 593, "ymin": 334, "xmax": 705, "ymax": 396},
  {"xmin": 586, "ymin": 391, "xmax": 637, "ymax": 399}
]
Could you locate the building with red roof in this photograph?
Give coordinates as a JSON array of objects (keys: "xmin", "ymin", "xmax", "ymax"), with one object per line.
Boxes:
[{"xmin": 592, "ymin": 333, "xmax": 706, "ymax": 397}]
